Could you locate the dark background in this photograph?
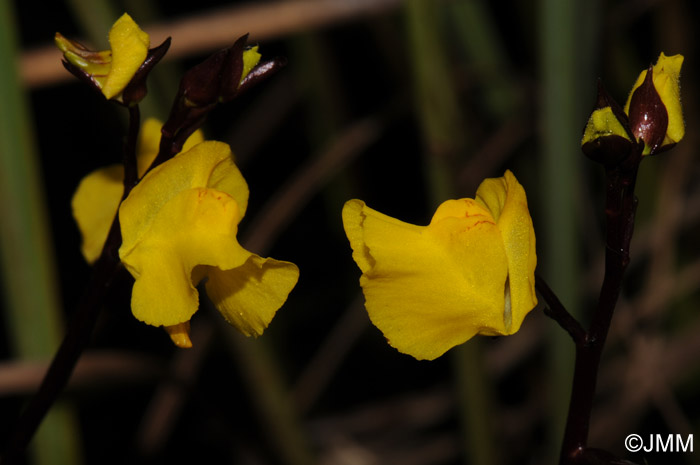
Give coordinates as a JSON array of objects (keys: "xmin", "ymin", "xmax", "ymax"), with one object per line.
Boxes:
[{"xmin": 1, "ymin": 0, "xmax": 699, "ymax": 464}]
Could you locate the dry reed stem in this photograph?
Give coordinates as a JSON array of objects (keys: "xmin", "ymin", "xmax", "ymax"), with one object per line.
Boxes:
[
  {"xmin": 135, "ymin": 321, "xmax": 215, "ymax": 457},
  {"xmin": 241, "ymin": 116, "xmax": 383, "ymax": 254},
  {"xmin": 21, "ymin": 0, "xmax": 403, "ymax": 88},
  {"xmin": 0, "ymin": 351, "xmax": 163, "ymax": 395},
  {"xmin": 292, "ymin": 295, "xmax": 368, "ymax": 414}
]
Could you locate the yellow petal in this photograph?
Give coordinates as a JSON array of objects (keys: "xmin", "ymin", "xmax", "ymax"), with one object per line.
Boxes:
[
  {"xmin": 121, "ymin": 187, "xmax": 250, "ymax": 326},
  {"xmin": 136, "ymin": 117, "xmax": 162, "ymax": 169},
  {"xmin": 206, "ymin": 151, "xmax": 248, "ymax": 218},
  {"xmin": 624, "ymin": 53, "xmax": 684, "ymax": 147},
  {"xmin": 581, "ymin": 106, "xmax": 632, "ymax": 146},
  {"xmin": 342, "ymin": 199, "xmax": 509, "ymax": 360},
  {"xmin": 71, "ymin": 119, "xmax": 207, "ymax": 264},
  {"xmin": 241, "ymin": 46, "xmax": 261, "ymax": 83},
  {"xmin": 653, "ymin": 53, "xmax": 684, "ymax": 145},
  {"xmin": 119, "ymin": 140, "xmax": 248, "ymax": 257},
  {"xmin": 71, "ymin": 164, "xmax": 124, "ymax": 263},
  {"xmin": 476, "ymin": 170, "xmax": 537, "ymax": 333},
  {"xmin": 342, "ymin": 199, "xmax": 423, "ymax": 274},
  {"xmin": 204, "ymin": 255, "xmax": 299, "ymax": 337},
  {"xmin": 426, "ymin": 199, "xmax": 511, "ymax": 332},
  {"xmin": 102, "ymin": 13, "xmax": 150, "ymax": 99}
]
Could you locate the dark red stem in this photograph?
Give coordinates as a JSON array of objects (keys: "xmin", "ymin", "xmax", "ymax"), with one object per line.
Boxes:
[{"xmin": 558, "ymin": 159, "xmax": 640, "ymax": 464}]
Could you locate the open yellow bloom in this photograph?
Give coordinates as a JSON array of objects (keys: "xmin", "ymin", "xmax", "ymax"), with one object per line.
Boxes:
[
  {"xmin": 342, "ymin": 170, "xmax": 537, "ymax": 360},
  {"xmin": 624, "ymin": 52, "xmax": 684, "ymax": 148},
  {"xmin": 55, "ymin": 13, "xmax": 149, "ymax": 100},
  {"xmin": 72, "ymin": 118, "xmax": 203, "ymax": 264},
  {"xmin": 72, "ymin": 119, "xmax": 298, "ymax": 347}
]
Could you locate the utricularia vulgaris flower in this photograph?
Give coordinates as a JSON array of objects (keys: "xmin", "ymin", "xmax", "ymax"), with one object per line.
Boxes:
[
  {"xmin": 342, "ymin": 171, "xmax": 537, "ymax": 360},
  {"xmin": 72, "ymin": 120, "xmax": 299, "ymax": 347}
]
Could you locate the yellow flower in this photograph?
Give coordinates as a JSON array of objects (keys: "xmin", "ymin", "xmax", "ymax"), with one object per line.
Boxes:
[
  {"xmin": 72, "ymin": 118, "xmax": 203, "ymax": 264},
  {"xmin": 342, "ymin": 170, "xmax": 537, "ymax": 360},
  {"xmin": 624, "ymin": 52, "xmax": 684, "ymax": 150},
  {"xmin": 72, "ymin": 119, "xmax": 298, "ymax": 347},
  {"xmin": 55, "ymin": 13, "xmax": 149, "ymax": 100}
]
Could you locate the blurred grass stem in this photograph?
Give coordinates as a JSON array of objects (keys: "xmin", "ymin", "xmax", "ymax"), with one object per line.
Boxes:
[
  {"xmin": 405, "ymin": 1, "xmax": 494, "ymax": 464},
  {"xmin": 448, "ymin": 0, "xmax": 519, "ymax": 119},
  {"xmin": 0, "ymin": 97, "xmax": 143, "ymax": 465},
  {"xmin": 0, "ymin": 0, "xmax": 82, "ymax": 463},
  {"xmin": 539, "ymin": 0, "xmax": 586, "ymax": 458}
]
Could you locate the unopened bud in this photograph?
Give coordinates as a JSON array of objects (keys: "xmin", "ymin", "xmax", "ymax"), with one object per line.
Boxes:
[
  {"xmin": 624, "ymin": 53, "xmax": 684, "ymax": 155},
  {"xmin": 55, "ymin": 13, "xmax": 153, "ymax": 103},
  {"xmin": 581, "ymin": 81, "xmax": 635, "ymax": 165}
]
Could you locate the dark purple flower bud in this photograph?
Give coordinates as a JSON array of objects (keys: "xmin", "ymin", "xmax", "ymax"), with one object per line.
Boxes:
[{"xmin": 626, "ymin": 66, "xmax": 668, "ymax": 155}]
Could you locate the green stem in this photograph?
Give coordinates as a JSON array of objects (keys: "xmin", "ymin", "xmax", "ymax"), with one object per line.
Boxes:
[
  {"xmin": 452, "ymin": 343, "xmax": 496, "ymax": 465},
  {"xmin": 404, "ymin": 0, "xmax": 465, "ymax": 205},
  {"xmin": 539, "ymin": 0, "xmax": 585, "ymax": 457},
  {"xmin": 447, "ymin": 0, "xmax": 519, "ymax": 119}
]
